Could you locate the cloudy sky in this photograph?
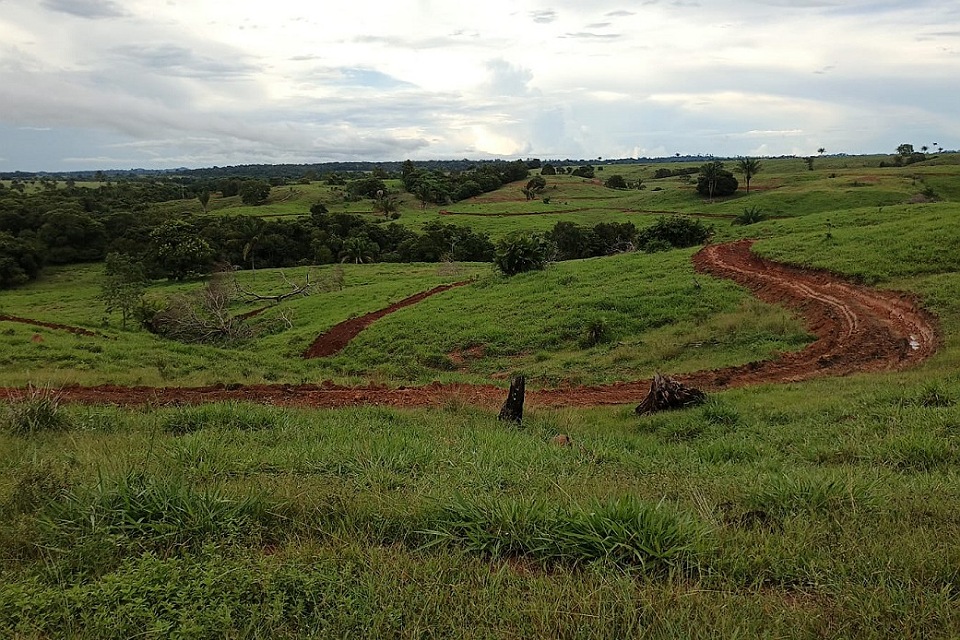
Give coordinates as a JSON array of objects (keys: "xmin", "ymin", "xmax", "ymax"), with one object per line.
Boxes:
[{"xmin": 0, "ymin": 0, "xmax": 957, "ymax": 171}]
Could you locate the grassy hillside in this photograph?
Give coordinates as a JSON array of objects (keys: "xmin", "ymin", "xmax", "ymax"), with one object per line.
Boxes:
[{"xmin": 3, "ymin": 154, "xmax": 960, "ymax": 637}]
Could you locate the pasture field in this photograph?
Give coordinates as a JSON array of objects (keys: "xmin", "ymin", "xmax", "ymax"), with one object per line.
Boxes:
[{"xmin": 2, "ymin": 154, "xmax": 960, "ymax": 637}]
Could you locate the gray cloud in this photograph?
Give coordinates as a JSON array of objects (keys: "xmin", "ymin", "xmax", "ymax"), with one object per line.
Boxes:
[
  {"xmin": 109, "ymin": 45, "xmax": 256, "ymax": 79},
  {"xmin": 562, "ymin": 32, "xmax": 622, "ymax": 40},
  {"xmin": 41, "ymin": 0, "xmax": 127, "ymax": 19},
  {"xmin": 484, "ymin": 59, "xmax": 535, "ymax": 97},
  {"xmin": 530, "ymin": 9, "xmax": 558, "ymax": 23}
]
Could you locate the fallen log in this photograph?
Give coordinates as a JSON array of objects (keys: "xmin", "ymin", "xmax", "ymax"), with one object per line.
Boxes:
[{"xmin": 635, "ymin": 373, "xmax": 707, "ymax": 415}]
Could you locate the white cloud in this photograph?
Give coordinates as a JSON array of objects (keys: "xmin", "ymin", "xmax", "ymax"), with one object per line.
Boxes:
[{"xmin": 0, "ymin": 0, "xmax": 957, "ymax": 169}]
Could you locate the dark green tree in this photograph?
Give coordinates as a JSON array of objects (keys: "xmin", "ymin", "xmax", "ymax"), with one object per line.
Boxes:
[
  {"xmin": 603, "ymin": 174, "xmax": 628, "ymax": 189},
  {"xmin": 99, "ymin": 252, "xmax": 147, "ymax": 328},
  {"xmin": 149, "ymin": 220, "xmax": 215, "ymax": 280},
  {"xmin": 697, "ymin": 161, "xmax": 737, "ymax": 199},
  {"xmin": 239, "ymin": 180, "xmax": 270, "ymax": 205},
  {"xmin": 0, "ymin": 232, "xmax": 44, "ymax": 288}
]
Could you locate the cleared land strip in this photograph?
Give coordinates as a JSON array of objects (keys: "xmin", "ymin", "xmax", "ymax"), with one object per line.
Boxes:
[{"xmin": 0, "ymin": 241, "xmax": 939, "ymax": 408}]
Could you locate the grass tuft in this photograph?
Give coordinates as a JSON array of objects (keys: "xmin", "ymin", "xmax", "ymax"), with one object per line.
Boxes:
[
  {"xmin": 40, "ymin": 471, "xmax": 273, "ymax": 555},
  {"xmin": 422, "ymin": 494, "xmax": 708, "ymax": 574},
  {"xmin": 1, "ymin": 386, "xmax": 71, "ymax": 435}
]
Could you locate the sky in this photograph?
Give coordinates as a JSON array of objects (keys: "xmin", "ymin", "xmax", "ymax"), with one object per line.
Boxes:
[{"xmin": 0, "ymin": 0, "xmax": 958, "ymax": 171}]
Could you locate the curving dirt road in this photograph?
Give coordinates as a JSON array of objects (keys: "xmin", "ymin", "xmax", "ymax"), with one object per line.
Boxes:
[{"xmin": 0, "ymin": 241, "xmax": 940, "ymax": 409}]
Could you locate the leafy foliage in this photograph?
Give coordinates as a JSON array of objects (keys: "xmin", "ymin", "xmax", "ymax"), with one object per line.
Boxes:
[
  {"xmin": 732, "ymin": 206, "xmax": 767, "ymax": 226},
  {"xmin": 494, "ymin": 232, "xmax": 551, "ymax": 275},
  {"xmin": 0, "ymin": 231, "xmax": 44, "ymax": 288},
  {"xmin": 637, "ymin": 216, "xmax": 712, "ymax": 251}
]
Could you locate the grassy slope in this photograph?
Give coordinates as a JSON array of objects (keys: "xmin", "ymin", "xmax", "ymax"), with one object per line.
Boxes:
[{"xmin": 3, "ymin": 155, "xmax": 960, "ymax": 638}]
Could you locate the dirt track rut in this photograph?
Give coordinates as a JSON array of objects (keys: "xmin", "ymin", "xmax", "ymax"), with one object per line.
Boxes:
[{"xmin": 0, "ymin": 241, "xmax": 939, "ymax": 409}]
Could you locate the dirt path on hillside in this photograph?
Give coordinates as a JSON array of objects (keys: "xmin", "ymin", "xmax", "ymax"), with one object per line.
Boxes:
[
  {"xmin": 0, "ymin": 241, "xmax": 939, "ymax": 409},
  {"xmin": 302, "ymin": 281, "xmax": 472, "ymax": 358},
  {"xmin": 0, "ymin": 314, "xmax": 102, "ymax": 337}
]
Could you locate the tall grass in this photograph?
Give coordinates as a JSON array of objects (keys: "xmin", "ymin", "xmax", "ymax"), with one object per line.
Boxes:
[{"xmin": 423, "ymin": 494, "xmax": 708, "ymax": 574}]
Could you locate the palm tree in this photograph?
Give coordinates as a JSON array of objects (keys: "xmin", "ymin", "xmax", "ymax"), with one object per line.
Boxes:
[
  {"xmin": 736, "ymin": 157, "xmax": 762, "ymax": 194},
  {"xmin": 339, "ymin": 236, "xmax": 376, "ymax": 264},
  {"xmin": 699, "ymin": 161, "xmax": 725, "ymax": 201},
  {"xmin": 817, "ymin": 147, "xmax": 825, "ymax": 156}
]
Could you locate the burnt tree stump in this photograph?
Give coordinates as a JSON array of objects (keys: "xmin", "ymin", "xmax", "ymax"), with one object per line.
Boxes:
[
  {"xmin": 635, "ymin": 373, "xmax": 707, "ymax": 415},
  {"xmin": 498, "ymin": 375, "xmax": 526, "ymax": 423}
]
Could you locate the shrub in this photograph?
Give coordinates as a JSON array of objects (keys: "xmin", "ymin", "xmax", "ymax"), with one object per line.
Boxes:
[
  {"xmin": 493, "ymin": 232, "xmax": 551, "ymax": 276},
  {"xmin": 637, "ymin": 216, "xmax": 711, "ymax": 251},
  {"xmin": 732, "ymin": 206, "xmax": 767, "ymax": 226}
]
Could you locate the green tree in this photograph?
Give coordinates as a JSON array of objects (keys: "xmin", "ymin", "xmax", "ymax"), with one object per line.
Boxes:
[
  {"xmin": 897, "ymin": 143, "xmax": 916, "ymax": 157},
  {"xmin": 697, "ymin": 161, "xmax": 738, "ymax": 199},
  {"xmin": 735, "ymin": 157, "xmax": 762, "ymax": 194},
  {"xmin": 540, "ymin": 163, "xmax": 557, "ymax": 176},
  {"xmin": 239, "ymin": 180, "xmax": 271, "ymax": 205},
  {"xmin": 149, "ymin": 220, "xmax": 215, "ymax": 280},
  {"xmin": 521, "ymin": 175, "xmax": 547, "ymax": 200},
  {"xmin": 99, "ymin": 252, "xmax": 147, "ymax": 328},
  {"xmin": 0, "ymin": 232, "xmax": 44, "ymax": 288},
  {"xmin": 372, "ymin": 190, "xmax": 400, "ymax": 217},
  {"xmin": 339, "ymin": 235, "xmax": 378, "ymax": 264},
  {"xmin": 603, "ymin": 174, "xmax": 628, "ymax": 189},
  {"xmin": 198, "ymin": 190, "xmax": 211, "ymax": 213}
]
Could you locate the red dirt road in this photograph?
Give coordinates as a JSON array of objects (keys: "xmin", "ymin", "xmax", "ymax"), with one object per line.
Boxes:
[
  {"xmin": 0, "ymin": 241, "xmax": 939, "ymax": 409},
  {"xmin": 303, "ymin": 281, "xmax": 471, "ymax": 358}
]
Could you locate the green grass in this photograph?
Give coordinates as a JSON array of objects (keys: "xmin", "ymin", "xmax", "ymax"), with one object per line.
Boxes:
[{"xmin": 3, "ymin": 154, "xmax": 960, "ymax": 636}]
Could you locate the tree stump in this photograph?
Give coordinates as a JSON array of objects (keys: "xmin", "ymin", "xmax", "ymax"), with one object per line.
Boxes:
[
  {"xmin": 635, "ymin": 373, "xmax": 706, "ymax": 415},
  {"xmin": 498, "ymin": 375, "xmax": 526, "ymax": 423}
]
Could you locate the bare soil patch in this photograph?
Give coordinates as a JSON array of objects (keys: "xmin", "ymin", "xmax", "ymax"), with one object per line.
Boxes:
[{"xmin": 0, "ymin": 314, "xmax": 101, "ymax": 337}]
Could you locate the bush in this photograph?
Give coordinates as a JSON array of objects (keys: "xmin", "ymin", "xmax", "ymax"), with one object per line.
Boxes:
[
  {"xmin": 493, "ymin": 232, "xmax": 551, "ymax": 276},
  {"xmin": 637, "ymin": 216, "xmax": 711, "ymax": 251},
  {"xmin": 696, "ymin": 171, "xmax": 738, "ymax": 197}
]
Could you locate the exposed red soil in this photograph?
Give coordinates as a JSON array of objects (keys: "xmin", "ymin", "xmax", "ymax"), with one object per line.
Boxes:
[
  {"xmin": 302, "ymin": 281, "xmax": 472, "ymax": 358},
  {"xmin": 440, "ymin": 207, "xmax": 742, "ymax": 219},
  {"xmin": 0, "ymin": 241, "xmax": 939, "ymax": 409},
  {"xmin": 0, "ymin": 314, "xmax": 101, "ymax": 337}
]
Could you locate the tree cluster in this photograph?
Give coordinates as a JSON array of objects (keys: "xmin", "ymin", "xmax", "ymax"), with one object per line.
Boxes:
[{"xmin": 400, "ymin": 159, "xmax": 530, "ymax": 206}]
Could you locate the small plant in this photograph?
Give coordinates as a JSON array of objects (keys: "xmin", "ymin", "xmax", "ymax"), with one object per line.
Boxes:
[
  {"xmin": 732, "ymin": 206, "xmax": 767, "ymax": 226},
  {"xmin": 579, "ymin": 317, "xmax": 609, "ymax": 348},
  {"xmin": 2, "ymin": 386, "xmax": 71, "ymax": 435}
]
